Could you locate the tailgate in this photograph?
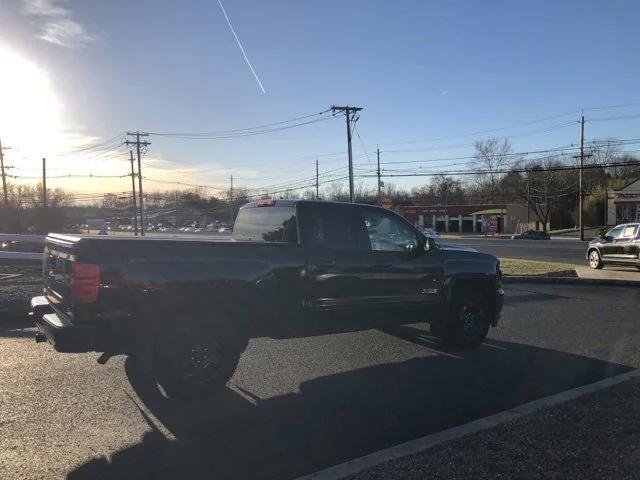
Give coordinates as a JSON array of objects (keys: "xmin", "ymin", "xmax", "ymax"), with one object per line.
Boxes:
[{"xmin": 43, "ymin": 234, "xmax": 78, "ymax": 319}]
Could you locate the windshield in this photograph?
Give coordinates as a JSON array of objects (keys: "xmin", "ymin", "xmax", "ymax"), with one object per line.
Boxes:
[{"xmin": 1, "ymin": 2, "xmax": 640, "ymax": 480}]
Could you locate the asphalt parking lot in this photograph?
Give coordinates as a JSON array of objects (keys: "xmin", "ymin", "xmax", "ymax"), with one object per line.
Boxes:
[{"xmin": 1, "ymin": 283, "xmax": 639, "ymax": 480}]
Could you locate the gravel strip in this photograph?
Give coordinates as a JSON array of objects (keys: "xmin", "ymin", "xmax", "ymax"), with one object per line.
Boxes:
[
  {"xmin": 348, "ymin": 378, "xmax": 640, "ymax": 480},
  {"xmin": 0, "ymin": 265, "xmax": 42, "ymax": 317}
]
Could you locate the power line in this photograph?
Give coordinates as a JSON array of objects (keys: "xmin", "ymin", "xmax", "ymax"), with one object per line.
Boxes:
[
  {"xmin": 61, "ymin": 133, "xmax": 125, "ymax": 154},
  {"xmin": 353, "ymin": 123, "xmax": 371, "ymax": 163},
  {"xmin": 381, "ymin": 122, "xmax": 577, "ymax": 154},
  {"xmin": 358, "ymin": 139, "xmax": 640, "ymax": 169},
  {"xmin": 143, "ymin": 177, "xmax": 227, "ymax": 191},
  {"xmin": 378, "ymin": 102, "xmax": 640, "ymax": 147},
  {"xmin": 147, "ymin": 109, "xmax": 332, "ymax": 136},
  {"xmin": 148, "ymin": 113, "xmax": 338, "ymax": 140},
  {"xmin": 357, "ymin": 159, "xmax": 640, "ymax": 179},
  {"xmin": 379, "ymin": 113, "xmax": 579, "ymax": 147},
  {"xmin": 583, "ymin": 102, "xmax": 640, "ymax": 111},
  {"xmin": 589, "ymin": 113, "xmax": 640, "ymax": 122},
  {"xmin": 9, "ymin": 173, "xmax": 129, "ymax": 179}
]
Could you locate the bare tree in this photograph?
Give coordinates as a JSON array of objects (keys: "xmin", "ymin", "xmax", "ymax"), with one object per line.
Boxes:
[
  {"xmin": 472, "ymin": 138, "xmax": 513, "ymax": 203},
  {"xmin": 432, "ymin": 174, "xmax": 465, "ymax": 205},
  {"xmin": 380, "ymin": 183, "xmax": 410, "ymax": 202},
  {"xmin": 323, "ymin": 182, "xmax": 349, "ymax": 201},
  {"xmin": 411, "ymin": 183, "xmax": 438, "ymax": 204},
  {"xmin": 502, "ymin": 157, "xmax": 575, "ymax": 231}
]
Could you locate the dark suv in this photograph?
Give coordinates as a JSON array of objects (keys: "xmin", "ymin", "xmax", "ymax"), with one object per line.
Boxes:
[{"xmin": 586, "ymin": 223, "xmax": 640, "ymax": 269}]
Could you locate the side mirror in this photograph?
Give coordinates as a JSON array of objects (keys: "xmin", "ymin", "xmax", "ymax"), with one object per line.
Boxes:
[
  {"xmin": 405, "ymin": 240, "xmax": 418, "ymax": 257},
  {"xmin": 424, "ymin": 237, "xmax": 436, "ymax": 252}
]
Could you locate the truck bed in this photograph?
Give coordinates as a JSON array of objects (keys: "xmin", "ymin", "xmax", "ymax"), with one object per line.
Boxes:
[{"xmin": 43, "ymin": 233, "xmax": 307, "ymax": 344}]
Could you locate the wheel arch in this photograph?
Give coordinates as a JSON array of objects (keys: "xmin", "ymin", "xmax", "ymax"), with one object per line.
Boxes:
[
  {"xmin": 445, "ymin": 276, "xmax": 500, "ymax": 327},
  {"xmin": 586, "ymin": 246, "xmax": 601, "ymax": 260}
]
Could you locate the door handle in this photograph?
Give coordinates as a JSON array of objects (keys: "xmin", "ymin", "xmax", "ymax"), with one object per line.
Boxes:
[
  {"xmin": 319, "ymin": 260, "xmax": 336, "ymax": 267},
  {"xmin": 375, "ymin": 263, "xmax": 393, "ymax": 268}
]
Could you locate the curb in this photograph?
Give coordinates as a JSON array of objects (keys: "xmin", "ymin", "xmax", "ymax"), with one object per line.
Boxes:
[
  {"xmin": 295, "ymin": 368, "xmax": 640, "ymax": 480},
  {"xmin": 503, "ymin": 276, "xmax": 640, "ymax": 286}
]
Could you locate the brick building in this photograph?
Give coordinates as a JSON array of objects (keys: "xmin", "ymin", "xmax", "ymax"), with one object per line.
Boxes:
[
  {"xmin": 399, "ymin": 203, "xmax": 550, "ymax": 234},
  {"xmin": 607, "ymin": 178, "xmax": 640, "ymax": 225}
]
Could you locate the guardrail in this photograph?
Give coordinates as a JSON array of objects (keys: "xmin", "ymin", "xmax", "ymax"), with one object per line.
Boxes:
[{"xmin": 0, "ymin": 234, "xmax": 45, "ymax": 262}]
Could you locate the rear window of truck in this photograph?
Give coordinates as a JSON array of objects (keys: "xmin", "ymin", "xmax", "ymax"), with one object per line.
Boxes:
[{"xmin": 232, "ymin": 206, "xmax": 298, "ymax": 243}]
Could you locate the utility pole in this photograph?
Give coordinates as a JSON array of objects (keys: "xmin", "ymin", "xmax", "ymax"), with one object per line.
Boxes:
[
  {"xmin": 42, "ymin": 158, "xmax": 47, "ymax": 208},
  {"xmin": 331, "ymin": 105, "xmax": 363, "ymax": 203},
  {"xmin": 129, "ymin": 150, "xmax": 139, "ymax": 236},
  {"xmin": 315, "ymin": 159, "xmax": 319, "ymax": 200},
  {"xmin": 376, "ymin": 147, "xmax": 381, "ymax": 204},
  {"xmin": 573, "ymin": 116, "xmax": 592, "ymax": 241},
  {"xmin": 499, "ymin": 180, "xmax": 504, "ymax": 233},
  {"xmin": 526, "ymin": 173, "xmax": 531, "ymax": 227},
  {"xmin": 0, "ymin": 138, "xmax": 9, "ymax": 207},
  {"xmin": 125, "ymin": 132, "xmax": 150, "ymax": 236},
  {"xmin": 229, "ymin": 175, "xmax": 234, "ymax": 224},
  {"xmin": 579, "ymin": 115, "xmax": 584, "ymax": 241},
  {"xmin": 604, "ymin": 166, "xmax": 608, "ymax": 227}
]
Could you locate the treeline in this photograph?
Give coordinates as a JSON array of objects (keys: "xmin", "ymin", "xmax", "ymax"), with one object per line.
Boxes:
[
  {"xmin": 292, "ymin": 138, "xmax": 640, "ymax": 230},
  {"xmin": 1, "ymin": 137, "xmax": 639, "ymax": 233},
  {"xmin": 0, "ymin": 182, "xmax": 72, "ymax": 233}
]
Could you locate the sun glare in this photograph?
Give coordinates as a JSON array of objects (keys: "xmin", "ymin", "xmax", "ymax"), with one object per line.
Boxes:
[{"xmin": 0, "ymin": 44, "xmax": 65, "ymax": 160}]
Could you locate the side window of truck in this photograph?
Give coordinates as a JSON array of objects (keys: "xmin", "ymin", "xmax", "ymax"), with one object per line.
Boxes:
[
  {"xmin": 302, "ymin": 204, "xmax": 371, "ymax": 251},
  {"xmin": 233, "ymin": 206, "xmax": 298, "ymax": 243},
  {"xmin": 362, "ymin": 209, "xmax": 419, "ymax": 252}
]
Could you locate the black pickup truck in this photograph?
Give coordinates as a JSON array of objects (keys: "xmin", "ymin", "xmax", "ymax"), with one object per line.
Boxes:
[{"xmin": 32, "ymin": 199, "xmax": 503, "ymax": 396}]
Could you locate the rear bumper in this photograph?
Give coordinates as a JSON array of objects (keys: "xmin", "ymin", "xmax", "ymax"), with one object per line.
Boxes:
[{"xmin": 31, "ymin": 296, "xmax": 95, "ymax": 353}]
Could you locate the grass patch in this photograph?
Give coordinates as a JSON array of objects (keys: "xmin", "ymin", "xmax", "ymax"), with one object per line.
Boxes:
[{"xmin": 500, "ymin": 258, "xmax": 578, "ymax": 277}]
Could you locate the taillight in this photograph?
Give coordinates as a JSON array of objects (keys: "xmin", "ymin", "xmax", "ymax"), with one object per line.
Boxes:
[
  {"xmin": 256, "ymin": 199, "xmax": 276, "ymax": 207},
  {"xmin": 71, "ymin": 262, "xmax": 100, "ymax": 304}
]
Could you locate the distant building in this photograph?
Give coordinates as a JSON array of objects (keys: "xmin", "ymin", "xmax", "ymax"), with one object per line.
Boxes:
[
  {"xmin": 608, "ymin": 178, "xmax": 640, "ymax": 225},
  {"xmin": 399, "ymin": 203, "xmax": 550, "ymax": 234}
]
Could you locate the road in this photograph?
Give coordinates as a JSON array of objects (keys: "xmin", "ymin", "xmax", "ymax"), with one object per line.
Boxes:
[
  {"xmin": 441, "ymin": 237, "xmax": 586, "ymax": 264},
  {"xmin": 1, "ymin": 283, "xmax": 639, "ymax": 480},
  {"xmin": 55, "ymin": 229, "xmax": 588, "ymax": 265},
  {"xmin": 104, "ymin": 231, "xmax": 586, "ymax": 263}
]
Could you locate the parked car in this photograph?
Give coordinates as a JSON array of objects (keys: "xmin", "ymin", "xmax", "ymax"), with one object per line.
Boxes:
[
  {"xmin": 586, "ymin": 223, "xmax": 640, "ymax": 269},
  {"xmin": 511, "ymin": 230, "xmax": 550, "ymax": 240},
  {"xmin": 32, "ymin": 199, "xmax": 503, "ymax": 397},
  {"xmin": 422, "ymin": 227, "xmax": 440, "ymax": 239}
]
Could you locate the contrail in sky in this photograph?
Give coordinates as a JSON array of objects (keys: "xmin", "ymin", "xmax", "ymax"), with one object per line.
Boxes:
[{"xmin": 217, "ymin": 0, "xmax": 266, "ymax": 94}]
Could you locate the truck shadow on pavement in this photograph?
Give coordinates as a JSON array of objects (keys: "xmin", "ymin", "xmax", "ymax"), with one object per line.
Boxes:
[
  {"xmin": 0, "ymin": 315, "xmax": 34, "ymax": 338},
  {"xmin": 68, "ymin": 332, "xmax": 631, "ymax": 480}
]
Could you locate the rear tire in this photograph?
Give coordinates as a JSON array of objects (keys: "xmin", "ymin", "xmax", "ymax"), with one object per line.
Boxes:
[
  {"xmin": 588, "ymin": 249, "xmax": 603, "ymax": 269},
  {"xmin": 154, "ymin": 336, "xmax": 242, "ymax": 397},
  {"xmin": 441, "ymin": 288, "xmax": 491, "ymax": 348}
]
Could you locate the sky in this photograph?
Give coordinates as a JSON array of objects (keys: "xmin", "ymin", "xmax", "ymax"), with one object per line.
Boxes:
[{"xmin": 0, "ymin": 0, "xmax": 639, "ymax": 199}]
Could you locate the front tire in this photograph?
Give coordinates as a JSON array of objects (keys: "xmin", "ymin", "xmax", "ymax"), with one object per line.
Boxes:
[
  {"xmin": 588, "ymin": 249, "xmax": 603, "ymax": 269},
  {"xmin": 442, "ymin": 289, "xmax": 491, "ymax": 348}
]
